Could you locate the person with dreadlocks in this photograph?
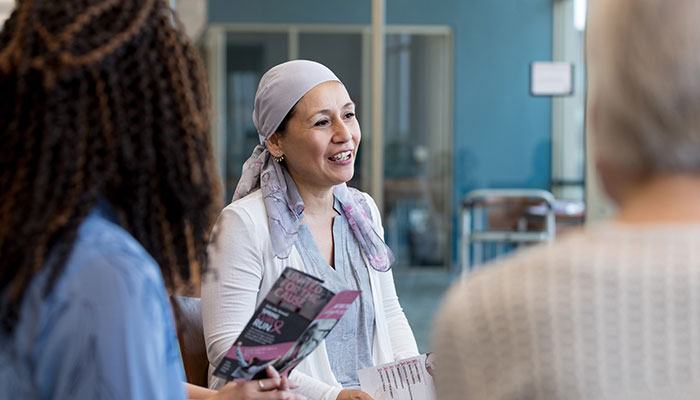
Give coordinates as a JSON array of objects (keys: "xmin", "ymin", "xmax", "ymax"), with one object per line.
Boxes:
[{"xmin": 0, "ymin": 1, "xmax": 303, "ymax": 399}]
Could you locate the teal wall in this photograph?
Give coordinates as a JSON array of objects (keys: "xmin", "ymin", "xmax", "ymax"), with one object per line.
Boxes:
[{"xmin": 208, "ymin": 0, "xmax": 553, "ymax": 265}]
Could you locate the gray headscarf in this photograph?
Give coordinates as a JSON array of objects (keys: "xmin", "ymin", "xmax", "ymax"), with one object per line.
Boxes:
[{"xmin": 233, "ymin": 60, "xmax": 393, "ymax": 271}]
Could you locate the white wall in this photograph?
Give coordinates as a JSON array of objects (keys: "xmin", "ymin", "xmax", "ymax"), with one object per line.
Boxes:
[
  {"xmin": 583, "ymin": 0, "xmax": 617, "ymax": 222},
  {"xmin": 0, "ymin": 0, "xmax": 13, "ymax": 26},
  {"xmin": 174, "ymin": 0, "xmax": 207, "ymax": 41}
]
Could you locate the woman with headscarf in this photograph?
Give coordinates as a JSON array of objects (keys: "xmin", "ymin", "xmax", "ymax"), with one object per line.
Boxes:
[{"xmin": 202, "ymin": 60, "xmax": 419, "ymax": 400}]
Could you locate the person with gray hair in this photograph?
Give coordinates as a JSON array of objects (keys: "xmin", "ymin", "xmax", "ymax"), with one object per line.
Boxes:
[
  {"xmin": 433, "ymin": 1, "xmax": 700, "ymax": 399},
  {"xmin": 202, "ymin": 60, "xmax": 419, "ymax": 400}
]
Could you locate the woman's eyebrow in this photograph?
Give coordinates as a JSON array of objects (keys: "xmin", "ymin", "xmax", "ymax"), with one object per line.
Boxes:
[
  {"xmin": 306, "ymin": 110, "xmax": 332, "ymax": 122},
  {"xmin": 306, "ymin": 102, "xmax": 355, "ymax": 122}
]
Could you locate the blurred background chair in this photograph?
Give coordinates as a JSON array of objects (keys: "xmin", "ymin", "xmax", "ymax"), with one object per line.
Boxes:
[
  {"xmin": 459, "ymin": 188, "xmax": 585, "ymax": 272},
  {"xmin": 460, "ymin": 189, "xmax": 556, "ymax": 272}
]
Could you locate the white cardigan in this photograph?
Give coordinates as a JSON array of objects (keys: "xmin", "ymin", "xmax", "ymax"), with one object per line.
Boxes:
[{"xmin": 201, "ymin": 190, "xmax": 419, "ymax": 400}]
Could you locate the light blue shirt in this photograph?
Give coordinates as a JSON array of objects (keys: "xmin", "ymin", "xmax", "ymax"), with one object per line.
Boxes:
[
  {"xmin": 0, "ymin": 203, "xmax": 186, "ymax": 400},
  {"xmin": 294, "ymin": 197, "xmax": 376, "ymax": 389}
]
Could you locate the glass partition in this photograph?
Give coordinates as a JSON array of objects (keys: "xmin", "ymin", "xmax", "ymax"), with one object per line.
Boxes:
[
  {"xmin": 208, "ymin": 25, "xmax": 453, "ymax": 270},
  {"xmin": 298, "ymin": 32, "xmax": 366, "ymax": 189},
  {"xmin": 223, "ymin": 32, "xmax": 288, "ymax": 200},
  {"xmin": 383, "ymin": 33, "xmax": 452, "ymax": 268}
]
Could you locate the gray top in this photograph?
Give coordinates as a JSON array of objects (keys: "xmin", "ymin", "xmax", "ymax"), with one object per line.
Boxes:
[{"xmin": 294, "ymin": 197, "xmax": 376, "ymax": 389}]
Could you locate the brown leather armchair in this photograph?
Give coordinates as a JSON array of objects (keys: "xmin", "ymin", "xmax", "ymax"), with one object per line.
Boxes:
[{"xmin": 173, "ymin": 296, "xmax": 209, "ymax": 387}]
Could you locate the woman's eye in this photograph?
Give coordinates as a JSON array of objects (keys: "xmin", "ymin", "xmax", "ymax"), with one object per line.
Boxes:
[
  {"xmin": 344, "ymin": 112, "xmax": 356, "ymax": 119},
  {"xmin": 314, "ymin": 119, "xmax": 329, "ymax": 127}
]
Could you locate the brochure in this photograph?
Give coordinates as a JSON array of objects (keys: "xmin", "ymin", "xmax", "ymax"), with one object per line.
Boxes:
[
  {"xmin": 213, "ymin": 267, "xmax": 361, "ymax": 381},
  {"xmin": 357, "ymin": 353, "xmax": 437, "ymax": 400}
]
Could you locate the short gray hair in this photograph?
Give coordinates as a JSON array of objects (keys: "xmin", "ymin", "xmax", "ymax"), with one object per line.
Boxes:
[{"xmin": 588, "ymin": 0, "xmax": 700, "ymax": 176}]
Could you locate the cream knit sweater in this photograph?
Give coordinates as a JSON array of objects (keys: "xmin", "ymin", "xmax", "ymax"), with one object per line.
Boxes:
[{"xmin": 434, "ymin": 222, "xmax": 700, "ymax": 400}]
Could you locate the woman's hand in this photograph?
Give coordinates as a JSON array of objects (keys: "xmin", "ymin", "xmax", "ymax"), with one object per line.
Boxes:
[
  {"xmin": 205, "ymin": 366, "xmax": 306, "ymax": 400},
  {"xmin": 336, "ymin": 389, "xmax": 374, "ymax": 400}
]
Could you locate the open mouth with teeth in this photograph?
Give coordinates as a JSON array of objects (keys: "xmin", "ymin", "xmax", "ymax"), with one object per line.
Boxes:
[{"xmin": 329, "ymin": 150, "xmax": 352, "ymax": 162}]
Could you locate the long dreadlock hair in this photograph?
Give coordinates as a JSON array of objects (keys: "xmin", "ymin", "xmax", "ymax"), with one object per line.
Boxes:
[{"xmin": 0, "ymin": 0, "xmax": 222, "ymax": 334}]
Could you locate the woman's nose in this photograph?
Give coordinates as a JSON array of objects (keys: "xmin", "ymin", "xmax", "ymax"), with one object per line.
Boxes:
[{"xmin": 332, "ymin": 119, "xmax": 352, "ymax": 142}]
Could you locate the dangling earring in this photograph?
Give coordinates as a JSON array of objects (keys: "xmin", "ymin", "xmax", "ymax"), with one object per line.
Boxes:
[{"xmin": 273, "ymin": 153, "xmax": 285, "ymax": 163}]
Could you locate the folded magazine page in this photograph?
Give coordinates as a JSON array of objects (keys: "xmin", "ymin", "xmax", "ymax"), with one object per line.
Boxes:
[
  {"xmin": 214, "ymin": 267, "xmax": 360, "ymax": 381},
  {"xmin": 357, "ymin": 353, "xmax": 437, "ymax": 400}
]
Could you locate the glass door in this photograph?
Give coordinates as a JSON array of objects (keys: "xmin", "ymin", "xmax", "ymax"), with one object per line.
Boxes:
[
  {"xmin": 383, "ymin": 33, "xmax": 452, "ymax": 268},
  {"xmin": 223, "ymin": 32, "xmax": 288, "ymax": 200},
  {"xmin": 207, "ymin": 25, "xmax": 453, "ymax": 270}
]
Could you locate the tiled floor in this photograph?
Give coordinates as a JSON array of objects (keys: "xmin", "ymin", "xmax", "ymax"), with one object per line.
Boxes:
[{"xmin": 392, "ymin": 270, "xmax": 457, "ymax": 353}]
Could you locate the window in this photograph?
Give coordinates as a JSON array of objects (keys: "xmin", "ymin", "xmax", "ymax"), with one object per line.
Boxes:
[
  {"xmin": 551, "ymin": 0, "xmax": 586, "ymax": 203},
  {"xmin": 383, "ymin": 33, "xmax": 452, "ymax": 268},
  {"xmin": 204, "ymin": 24, "xmax": 453, "ymax": 269},
  {"xmin": 222, "ymin": 32, "xmax": 288, "ymax": 200}
]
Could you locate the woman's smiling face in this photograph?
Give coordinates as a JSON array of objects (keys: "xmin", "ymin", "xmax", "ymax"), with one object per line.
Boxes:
[{"xmin": 268, "ymin": 81, "xmax": 361, "ymax": 193}]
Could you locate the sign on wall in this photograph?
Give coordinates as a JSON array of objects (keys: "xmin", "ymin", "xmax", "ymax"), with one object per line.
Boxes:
[{"xmin": 530, "ymin": 61, "xmax": 574, "ymax": 96}]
